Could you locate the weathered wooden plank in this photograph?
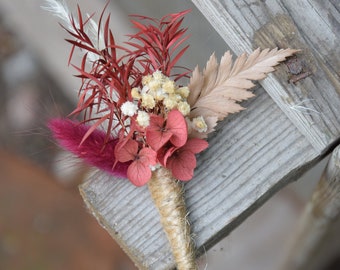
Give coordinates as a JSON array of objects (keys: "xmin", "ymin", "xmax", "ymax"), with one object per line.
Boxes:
[
  {"xmin": 253, "ymin": 14, "xmax": 340, "ymax": 152},
  {"xmin": 80, "ymin": 86, "xmax": 320, "ymax": 269},
  {"xmin": 191, "ymin": 0, "xmax": 340, "ymax": 153}
]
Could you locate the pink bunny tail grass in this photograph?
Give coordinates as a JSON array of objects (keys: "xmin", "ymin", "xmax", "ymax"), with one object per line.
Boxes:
[{"xmin": 48, "ymin": 118, "xmax": 129, "ymax": 178}]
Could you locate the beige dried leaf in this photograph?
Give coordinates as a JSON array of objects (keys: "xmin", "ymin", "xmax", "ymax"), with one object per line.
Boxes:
[{"xmin": 188, "ymin": 48, "xmax": 298, "ymax": 137}]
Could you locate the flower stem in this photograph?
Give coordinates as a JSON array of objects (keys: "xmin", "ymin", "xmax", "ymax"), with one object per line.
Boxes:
[{"xmin": 148, "ymin": 167, "xmax": 197, "ymax": 270}]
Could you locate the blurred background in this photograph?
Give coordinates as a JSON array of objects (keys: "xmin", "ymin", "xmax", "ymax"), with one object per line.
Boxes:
[{"xmin": 0, "ymin": 0, "xmax": 339, "ymax": 269}]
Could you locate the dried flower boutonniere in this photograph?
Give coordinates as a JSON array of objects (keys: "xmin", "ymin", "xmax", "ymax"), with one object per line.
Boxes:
[{"xmin": 45, "ymin": 1, "xmax": 297, "ymax": 269}]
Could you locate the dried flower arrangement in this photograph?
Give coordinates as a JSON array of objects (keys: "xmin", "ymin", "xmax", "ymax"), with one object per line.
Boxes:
[{"xmin": 44, "ymin": 1, "xmax": 297, "ymax": 269}]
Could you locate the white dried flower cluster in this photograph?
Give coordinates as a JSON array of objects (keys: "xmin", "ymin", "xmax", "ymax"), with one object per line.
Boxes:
[
  {"xmin": 136, "ymin": 111, "xmax": 150, "ymax": 127},
  {"xmin": 121, "ymin": 101, "xmax": 138, "ymax": 116},
  {"xmin": 191, "ymin": 116, "xmax": 208, "ymax": 132},
  {"xmin": 121, "ymin": 70, "xmax": 208, "ymax": 132},
  {"xmin": 133, "ymin": 71, "xmax": 191, "ymax": 116}
]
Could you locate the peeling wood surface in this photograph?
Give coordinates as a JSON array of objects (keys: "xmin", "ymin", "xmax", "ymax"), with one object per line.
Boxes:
[{"xmin": 78, "ymin": 0, "xmax": 339, "ymax": 269}]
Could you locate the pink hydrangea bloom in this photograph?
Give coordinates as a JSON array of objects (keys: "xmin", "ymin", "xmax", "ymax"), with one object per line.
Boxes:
[
  {"xmin": 115, "ymin": 139, "xmax": 157, "ymax": 186},
  {"xmin": 159, "ymin": 138, "xmax": 209, "ymax": 181},
  {"xmin": 146, "ymin": 110, "xmax": 187, "ymax": 151}
]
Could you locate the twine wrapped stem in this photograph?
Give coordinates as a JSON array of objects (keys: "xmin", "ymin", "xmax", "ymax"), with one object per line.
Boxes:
[{"xmin": 148, "ymin": 167, "xmax": 197, "ymax": 270}]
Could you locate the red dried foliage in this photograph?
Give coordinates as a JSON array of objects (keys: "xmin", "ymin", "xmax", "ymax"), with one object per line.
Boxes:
[
  {"xmin": 127, "ymin": 10, "xmax": 191, "ymax": 78},
  {"xmin": 63, "ymin": 6, "xmax": 191, "ymax": 143}
]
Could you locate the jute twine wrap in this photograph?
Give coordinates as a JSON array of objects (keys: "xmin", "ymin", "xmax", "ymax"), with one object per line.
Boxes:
[{"xmin": 148, "ymin": 167, "xmax": 197, "ymax": 270}]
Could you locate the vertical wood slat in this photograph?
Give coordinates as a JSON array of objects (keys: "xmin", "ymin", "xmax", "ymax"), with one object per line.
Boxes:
[
  {"xmin": 191, "ymin": 0, "xmax": 340, "ymax": 153},
  {"xmin": 278, "ymin": 144, "xmax": 340, "ymax": 270}
]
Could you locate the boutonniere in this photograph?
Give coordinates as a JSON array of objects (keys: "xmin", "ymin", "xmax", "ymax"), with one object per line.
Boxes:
[{"xmin": 45, "ymin": 1, "xmax": 297, "ymax": 269}]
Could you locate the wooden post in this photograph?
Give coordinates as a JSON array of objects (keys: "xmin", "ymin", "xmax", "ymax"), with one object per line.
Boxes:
[{"xmin": 279, "ymin": 145, "xmax": 340, "ymax": 270}]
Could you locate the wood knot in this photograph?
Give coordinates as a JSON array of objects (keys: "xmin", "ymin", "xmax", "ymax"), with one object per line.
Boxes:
[{"xmin": 285, "ymin": 55, "xmax": 312, "ymax": 84}]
